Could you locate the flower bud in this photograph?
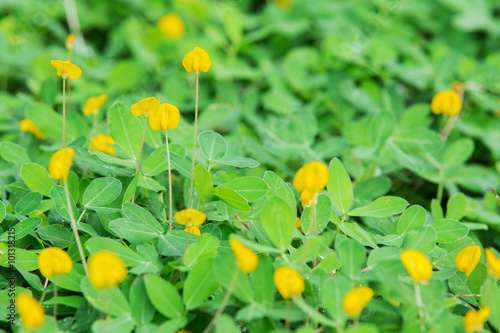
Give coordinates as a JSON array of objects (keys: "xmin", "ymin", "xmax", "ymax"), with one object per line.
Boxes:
[
  {"xmin": 230, "ymin": 239, "xmax": 259, "ymax": 274},
  {"xmin": 48, "ymin": 147, "xmax": 74, "ymax": 181},
  {"xmin": 430, "ymin": 89, "xmax": 462, "ymax": 117},
  {"xmin": 273, "ymin": 266, "xmax": 304, "ymax": 299},
  {"xmin": 400, "ymin": 249, "xmax": 432, "ymax": 283},
  {"xmin": 293, "ymin": 161, "xmax": 328, "ymax": 205},
  {"xmin": 20, "ymin": 118, "xmax": 46, "ymax": 140},
  {"xmin": 455, "ymin": 245, "xmax": 481, "ymax": 277},
  {"xmin": 83, "ymin": 95, "xmax": 108, "ymax": 116},
  {"xmin": 88, "ymin": 250, "xmax": 128, "ymax": 289},
  {"xmin": 342, "ymin": 286, "xmax": 374, "ymax": 318},
  {"xmin": 485, "ymin": 248, "xmax": 500, "ymax": 279}
]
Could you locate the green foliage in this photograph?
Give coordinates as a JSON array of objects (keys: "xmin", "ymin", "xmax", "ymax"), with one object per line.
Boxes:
[{"xmin": 1, "ymin": 0, "xmax": 500, "ymax": 332}]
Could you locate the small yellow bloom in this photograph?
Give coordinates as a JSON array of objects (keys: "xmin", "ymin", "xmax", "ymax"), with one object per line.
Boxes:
[
  {"xmin": 182, "ymin": 47, "xmax": 211, "ymax": 73},
  {"xmin": 158, "ymin": 13, "xmax": 185, "ymax": 39},
  {"xmin": 293, "ymin": 161, "xmax": 328, "ymax": 205},
  {"xmin": 17, "ymin": 292, "xmax": 46, "ymax": 329},
  {"xmin": 273, "ymin": 266, "xmax": 304, "ymax": 299},
  {"xmin": 50, "ymin": 60, "xmax": 82, "ymax": 80},
  {"xmin": 485, "ymin": 248, "xmax": 500, "ymax": 279},
  {"xmin": 230, "ymin": 239, "xmax": 259, "ymax": 274},
  {"xmin": 455, "ymin": 245, "xmax": 481, "ymax": 277},
  {"xmin": 130, "ymin": 97, "xmax": 161, "ymax": 117},
  {"xmin": 463, "ymin": 306, "xmax": 491, "ymax": 333},
  {"xmin": 88, "ymin": 250, "xmax": 128, "ymax": 290},
  {"xmin": 90, "ymin": 134, "xmax": 116, "ymax": 155},
  {"xmin": 184, "ymin": 226, "xmax": 201, "ymax": 236},
  {"xmin": 275, "ymin": 0, "xmax": 291, "ymax": 10},
  {"xmin": 38, "ymin": 247, "xmax": 73, "ymax": 278},
  {"xmin": 175, "ymin": 208, "xmax": 206, "ymax": 227},
  {"xmin": 400, "ymin": 249, "xmax": 432, "ymax": 283},
  {"xmin": 66, "ymin": 33, "xmax": 75, "ymax": 51},
  {"xmin": 295, "ymin": 217, "xmax": 301, "ymax": 229},
  {"xmin": 20, "ymin": 118, "xmax": 46, "ymax": 140},
  {"xmin": 430, "ymin": 89, "xmax": 462, "ymax": 117},
  {"xmin": 342, "ymin": 286, "xmax": 374, "ymax": 318},
  {"xmin": 83, "ymin": 95, "xmax": 108, "ymax": 116},
  {"xmin": 48, "ymin": 147, "xmax": 74, "ymax": 181},
  {"xmin": 149, "ymin": 103, "xmax": 180, "ymax": 131}
]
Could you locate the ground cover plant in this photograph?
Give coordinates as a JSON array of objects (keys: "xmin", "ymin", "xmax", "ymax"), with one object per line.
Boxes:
[{"xmin": 1, "ymin": 0, "xmax": 500, "ymax": 332}]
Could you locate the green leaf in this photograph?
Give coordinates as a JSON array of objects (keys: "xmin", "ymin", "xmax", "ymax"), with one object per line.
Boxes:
[
  {"xmin": 157, "ymin": 231, "xmax": 198, "ymax": 257},
  {"xmin": 73, "ymin": 147, "xmax": 133, "ymax": 177},
  {"xmin": 0, "ymin": 217, "xmax": 41, "ymax": 242},
  {"xmin": 349, "ymin": 196, "xmax": 409, "ymax": 218},
  {"xmin": 0, "ymin": 142, "xmax": 30, "ymax": 167},
  {"xmin": 291, "ymin": 232, "xmax": 335, "ymax": 265},
  {"xmin": 335, "ymin": 222, "xmax": 378, "ymax": 249},
  {"xmin": 26, "ymin": 104, "xmax": 65, "ymax": 139},
  {"xmin": 327, "ymin": 158, "xmax": 353, "ymax": 214},
  {"xmin": 397, "ymin": 205, "xmax": 427, "ymax": 235},
  {"xmin": 109, "ymin": 218, "xmax": 160, "ymax": 244},
  {"xmin": 391, "ymin": 128, "xmax": 443, "ymax": 154},
  {"xmin": 15, "ymin": 192, "xmax": 42, "ymax": 215},
  {"xmin": 213, "ymin": 251, "xmax": 254, "ymax": 303},
  {"xmin": 251, "ymin": 255, "xmax": 275, "ymax": 305},
  {"xmin": 168, "ymin": 151, "xmax": 192, "ymax": 179},
  {"xmin": 442, "ymin": 138, "xmax": 474, "ymax": 169},
  {"xmin": 401, "ymin": 226, "xmax": 437, "ymax": 254},
  {"xmin": 301, "ymin": 195, "xmax": 333, "ymax": 236},
  {"xmin": 85, "ymin": 237, "xmax": 143, "ymax": 267},
  {"xmin": 0, "ymin": 248, "xmax": 38, "ymax": 271},
  {"xmin": 82, "ymin": 177, "xmax": 122, "ymax": 208},
  {"xmin": 432, "ymin": 219, "xmax": 468, "ymax": 243},
  {"xmin": 261, "ymin": 196, "xmax": 294, "ymax": 251},
  {"xmin": 215, "ymin": 156, "xmax": 260, "ymax": 168},
  {"xmin": 81, "ymin": 278, "xmax": 130, "ymax": 317},
  {"xmin": 108, "ymin": 102, "xmax": 143, "ymax": 160},
  {"xmin": 122, "ymin": 202, "xmax": 163, "ymax": 233},
  {"xmin": 368, "ymin": 112, "xmax": 394, "ymax": 146},
  {"xmin": 183, "ymin": 258, "xmax": 219, "ymax": 310},
  {"xmin": 198, "ymin": 130, "xmax": 227, "ymax": 162},
  {"xmin": 91, "ymin": 151, "xmax": 136, "ymax": 168},
  {"xmin": 50, "ymin": 185, "xmax": 79, "ymax": 221},
  {"xmin": 21, "ymin": 163, "xmax": 55, "ymax": 197},
  {"xmin": 184, "ymin": 234, "xmax": 219, "ymax": 268},
  {"xmin": 484, "ymin": 279, "xmax": 500, "ymax": 330},
  {"xmin": 50, "ymin": 267, "xmax": 83, "ymax": 292},
  {"xmin": 222, "ymin": 176, "xmax": 269, "ymax": 202},
  {"xmin": 215, "ymin": 314, "xmax": 240, "ymax": 333},
  {"xmin": 144, "ymin": 274, "xmax": 184, "ymax": 319},
  {"xmin": 129, "ymin": 277, "xmax": 155, "ymax": 325},
  {"xmin": 321, "ymin": 276, "xmax": 350, "ymax": 325},
  {"xmin": 0, "ymin": 201, "xmax": 6, "ymax": 223},
  {"xmin": 431, "ymin": 198, "xmax": 444, "ymax": 221},
  {"xmin": 213, "ymin": 186, "xmax": 250, "ymax": 211},
  {"xmin": 92, "ymin": 316, "xmax": 134, "ymax": 333},
  {"xmin": 335, "ymin": 236, "xmax": 366, "ymax": 279},
  {"xmin": 122, "ymin": 173, "xmax": 139, "ymax": 203},
  {"xmin": 264, "ymin": 171, "xmax": 296, "ymax": 217},
  {"xmin": 446, "ymin": 193, "xmax": 467, "ymax": 220},
  {"xmin": 142, "ymin": 146, "xmax": 168, "ymax": 176},
  {"xmin": 16, "ymin": 265, "xmax": 44, "ymax": 291},
  {"xmin": 194, "ymin": 164, "xmax": 213, "ymax": 203}
]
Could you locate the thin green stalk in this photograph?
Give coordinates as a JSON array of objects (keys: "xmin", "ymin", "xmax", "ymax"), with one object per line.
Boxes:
[
  {"xmin": 313, "ymin": 202, "xmax": 317, "ymax": 268},
  {"xmin": 202, "ymin": 269, "xmax": 239, "ymax": 333},
  {"xmin": 53, "ymin": 276, "xmax": 58, "ymax": 320},
  {"xmin": 180, "ymin": 230, "xmax": 191, "ymax": 265},
  {"xmin": 64, "ymin": 180, "xmax": 88, "ymax": 275},
  {"xmin": 285, "ymin": 299, "xmax": 291, "ymax": 330},
  {"xmin": 188, "ymin": 72, "xmax": 200, "ymax": 208},
  {"xmin": 62, "ymin": 78, "xmax": 67, "ymax": 148},
  {"xmin": 132, "ymin": 120, "xmax": 148, "ymax": 203},
  {"xmin": 300, "ymin": 201, "xmax": 317, "ymax": 267},
  {"xmin": 39, "ymin": 278, "xmax": 50, "ymax": 303},
  {"xmin": 166, "ymin": 130, "xmax": 173, "ymax": 230}
]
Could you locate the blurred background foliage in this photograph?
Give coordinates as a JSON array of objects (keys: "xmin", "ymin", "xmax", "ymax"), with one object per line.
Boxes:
[{"xmin": 0, "ymin": 0, "xmax": 499, "ymax": 246}]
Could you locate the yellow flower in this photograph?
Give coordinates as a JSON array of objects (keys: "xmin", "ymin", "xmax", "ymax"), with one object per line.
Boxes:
[
  {"xmin": 273, "ymin": 266, "xmax": 304, "ymax": 299},
  {"xmin": 184, "ymin": 226, "xmax": 201, "ymax": 236},
  {"xmin": 50, "ymin": 60, "xmax": 82, "ymax": 80},
  {"xmin": 485, "ymin": 248, "xmax": 500, "ymax": 279},
  {"xmin": 175, "ymin": 208, "xmax": 206, "ymax": 227},
  {"xmin": 430, "ymin": 89, "xmax": 462, "ymax": 117},
  {"xmin": 83, "ymin": 95, "xmax": 108, "ymax": 116},
  {"xmin": 182, "ymin": 47, "xmax": 211, "ymax": 73},
  {"xmin": 463, "ymin": 306, "xmax": 491, "ymax": 333},
  {"xmin": 20, "ymin": 118, "xmax": 46, "ymax": 140},
  {"xmin": 295, "ymin": 217, "xmax": 301, "ymax": 229},
  {"xmin": 342, "ymin": 286, "xmax": 374, "ymax": 318},
  {"xmin": 90, "ymin": 134, "xmax": 116, "ymax": 155},
  {"xmin": 17, "ymin": 292, "xmax": 46, "ymax": 329},
  {"xmin": 149, "ymin": 103, "xmax": 180, "ymax": 131},
  {"xmin": 38, "ymin": 247, "xmax": 73, "ymax": 278},
  {"xmin": 400, "ymin": 249, "xmax": 432, "ymax": 283},
  {"xmin": 130, "ymin": 97, "xmax": 161, "ymax": 117},
  {"xmin": 158, "ymin": 13, "xmax": 185, "ymax": 39},
  {"xmin": 230, "ymin": 239, "xmax": 259, "ymax": 274},
  {"xmin": 66, "ymin": 33, "xmax": 75, "ymax": 51},
  {"xmin": 275, "ymin": 0, "xmax": 291, "ymax": 10},
  {"xmin": 455, "ymin": 245, "xmax": 481, "ymax": 277},
  {"xmin": 293, "ymin": 161, "xmax": 328, "ymax": 205},
  {"xmin": 48, "ymin": 147, "xmax": 74, "ymax": 181},
  {"xmin": 88, "ymin": 250, "xmax": 128, "ymax": 290}
]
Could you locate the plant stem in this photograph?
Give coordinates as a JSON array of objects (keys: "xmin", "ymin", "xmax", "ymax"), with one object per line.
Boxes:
[
  {"xmin": 436, "ymin": 167, "xmax": 444, "ymax": 204},
  {"xmin": 313, "ymin": 202, "xmax": 317, "ymax": 268},
  {"xmin": 53, "ymin": 276, "xmax": 58, "ymax": 320},
  {"xmin": 440, "ymin": 115, "xmax": 458, "ymax": 141},
  {"xmin": 166, "ymin": 130, "xmax": 173, "ymax": 230},
  {"xmin": 300, "ymin": 204, "xmax": 317, "ymax": 267},
  {"xmin": 62, "ymin": 78, "xmax": 67, "ymax": 148},
  {"xmin": 180, "ymin": 229, "xmax": 191, "ymax": 264},
  {"xmin": 64, "ymin": 180, "xmax": 88, "ymax": 275},
  {"xmin": 132, "ymin": 119, "xmax": 148, "ymax": 203},
  {"xmin": 188, "ymin": 72, "xmax": 200, "ymax": 208},
  {"xmin": 202, "ymin": 269, "xmax": 239, "ymax": 333},
  {"xmin": 285, "ymin": 299, "xmax": 291, "ymax": 330},
  {"xmin": 414, "ymin": 282, "xmax": 424, "ymax": 320},
  {"xmin": 39, "ymin": 278, "xmax": 50, "ymax": 303}
]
